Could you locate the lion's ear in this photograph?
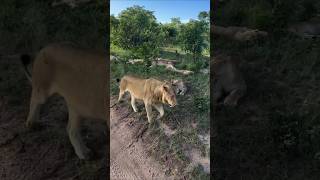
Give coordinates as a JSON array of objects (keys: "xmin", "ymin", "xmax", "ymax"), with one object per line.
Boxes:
[
  {"xmin": 171, "ymin": 79, "xmax": 178, "ymax": 84},
  {"xmin": 162, "ymin": 85, "xmax": 168, "ymax": 92}
]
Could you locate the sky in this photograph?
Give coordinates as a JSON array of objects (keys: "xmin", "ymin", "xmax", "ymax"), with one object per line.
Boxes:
[{"xmin": 110, "ymin": 0, "xmax": 210, "ymax": 23}]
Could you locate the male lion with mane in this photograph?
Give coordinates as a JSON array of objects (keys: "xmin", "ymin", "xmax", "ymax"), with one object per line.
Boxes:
[
  {"xmin": 21, "ymin": 42, "xmax": 108, "ymax": 160},
  {"xmin": 117, "ymin": 75, "xmax": 177, "ymax": 124}
]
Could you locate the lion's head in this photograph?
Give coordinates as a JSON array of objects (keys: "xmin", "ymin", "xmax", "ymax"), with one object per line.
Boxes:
[
  {"xmin": 171, "ymin": 79, "xmax": 187, "ymax": 95},
  {"xmin": 160, "ymin": 81, "xmax": 177, "ymax": 107}
]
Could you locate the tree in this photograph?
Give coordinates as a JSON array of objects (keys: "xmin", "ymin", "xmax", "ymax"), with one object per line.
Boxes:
[
  {"xmin": 171, "ymin": 17, "xmax": 182, "ymax": 25},
  {"xmin": 179, "ymin": 20, "xmax": 207, "ymax": 62},
  {"xmin": 198, "ymin": 11, "xmax": 209, "ymax": 22},
  {"xmin": 161, "ymin": 25, "xmax": 179, "ymax": 46},
  {"xmin": 110, "ymin": 14, "xmax": 119, "ymax": 44},
  {"xmin": 198, "ymin": 11, "xmax": 210, "ymax": 55},
  {"xmin": 160, "ymin": 17, "xmax": 184, "ymax": 47},
  {"xmin": 112, "ymin": 6, "xmax": 163, "ymax": 65}
]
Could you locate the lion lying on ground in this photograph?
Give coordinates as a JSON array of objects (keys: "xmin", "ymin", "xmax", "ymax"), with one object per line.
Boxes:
[
  {"xmin": 211, "ymin": 55, "xmax": 246, "ymax": 106},
  {"xmin": 288, "ymin": 19, "xmax": 320, "ymax": 38},
  {"xmin": 21, "ymin": 42, "xmax": 108, "ymax": 160},
  {"xmin": 151, "ymin": 61, "xmax": 194, "ymax": 75},
  {"xmin": 212, "ymin": 25, "xmax": 268, "ymax": 42},
  {"xmin": 117, "ymin": 75, "xmax": 177, "ymax": 124}
]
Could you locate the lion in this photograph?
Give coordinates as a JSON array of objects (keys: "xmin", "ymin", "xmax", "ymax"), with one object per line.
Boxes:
[
  {"xmin": 288, "ymin": 20, "xmax": 320, "ymax": 38},
  {"xmin": 211, "ymin": 55, "xmax": 246, "ymax": 106},
  {"xmin": 117, "ymin": 75, "xmax": 177, "ymax": 124},
  {"xmin": 171, "ymin": 79, "xmax": 187, "ymax": 95},
  {"xmin": 20, "ymin": 42, "xmax": 108, "ymax": 160},
  {"xmin": 212, "ymin": 25, "xmax": 268, "ymax": 42}
]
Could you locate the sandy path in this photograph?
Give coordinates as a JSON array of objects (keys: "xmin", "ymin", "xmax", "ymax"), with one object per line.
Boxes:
[{"xmin": 110, "ymin": 98, "xmax": 167, "ymax": 180}]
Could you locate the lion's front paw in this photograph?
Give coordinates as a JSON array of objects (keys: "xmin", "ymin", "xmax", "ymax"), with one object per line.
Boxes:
[
  {"xmin": 223, "ymin": 98, "xmax": 237, "ymax": 107},
  {"xmin": 78, "ymin": 148, "xmax": 93, "ymax": 160},
  {"xmin": 133, "ymin": 108, "xmax": 139, "ymax": 112},
  {"xmin": 26, "ymin": 120, "xmax": 38, "ymax": 129},
  {"xmin": 156, "ymin": 115, "xmax": 163, "ymax": 120}
]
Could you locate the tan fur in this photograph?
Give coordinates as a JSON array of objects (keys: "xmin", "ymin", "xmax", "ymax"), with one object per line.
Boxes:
[
  {"xmin": 152, "ymin": 62, "xmax": 194, "ymax": 76},
  {"xmin": 24, "ymin": 42, "xmax": 108, "ymax": 160},
  {"xmin": 118, "ymin": 75, "xmax": 177, "ymax": 123},
  {"xmin": 52, "ymin": 0, "xmax": 91, "ymax": 8},
  {"xmin": 288, "ymin": 20, "xmax": 320, "ymax": 37},
  {"xmin": 211, "ymin": 55, "xmax": 246, "ymax": 106},
  {"xmin": 212, "ymin": 25, "xmax": 268, "ymax": 42},
  {"xmin": 127, "ymin": 59, "xmax": 144, "ymax": 64},
  {"xmin": 171, "ymin": 79, "xmax": 187, "ymax": 95}
]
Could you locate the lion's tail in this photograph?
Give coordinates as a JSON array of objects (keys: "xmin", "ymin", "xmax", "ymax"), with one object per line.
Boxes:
[
  {"xmin": 116, "ymin": 78, "xmax": 120, "ymax": 83},
  {"xmin": 20, "ymin": 54, "xmax": 32, "ymax": 83}
]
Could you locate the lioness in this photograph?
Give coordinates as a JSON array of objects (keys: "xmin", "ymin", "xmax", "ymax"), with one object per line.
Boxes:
[
  {"xmin": 117, "ymin": 75, "xmax": 177, "ymax": 124},
  {"xmin": 211, "ymin": 55, "xmax": 246, "ymax": 106},
  {"xmin": 288, "ymin": 21, "xmax": 320, "ymax": 38},
  {"xmin": 21, "ymin": 42, "xmax": 108, "ymax": 160},
  {"xmin": 171, "ymin": 79, "xmax": 187, "ymax": 95},
  {"xmin": 212, "ymin": 25, "xmax": 268, "ymax": 42}
]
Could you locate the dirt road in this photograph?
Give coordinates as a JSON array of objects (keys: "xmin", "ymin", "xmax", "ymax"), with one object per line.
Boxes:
[{"xmin": 110, "ymin": 98, "xmax": 168, "ymax": 180}]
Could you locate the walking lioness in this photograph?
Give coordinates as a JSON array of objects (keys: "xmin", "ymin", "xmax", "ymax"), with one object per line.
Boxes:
[
  {"xmin": 117, "ymin": 75, "xmax": 177, "ymax": 124},
  {"xmin": 21, "ymin": 42, "xmax": 108, "ymax": 160}
]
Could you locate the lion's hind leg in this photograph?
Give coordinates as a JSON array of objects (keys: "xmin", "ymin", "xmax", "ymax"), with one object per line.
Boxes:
[
  {"xmin": 131, "ymin": 96, "xmax": 138, "ymax": 112},
  {"xmin": 26, "ymin": 89, "xmax": 49, "ymax": 128},
  {"xmin": 118, "ymin": 89, "xmax": 125, "ymax": 102},
  {"xmin": 67, "ymin": 109, "xmax": 91, "ymax": 160}
]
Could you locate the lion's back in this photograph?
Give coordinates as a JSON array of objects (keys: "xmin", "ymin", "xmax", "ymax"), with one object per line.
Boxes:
[{"xmin": 31, "ymin": 42, "xmax": 107, "ymax": 120}]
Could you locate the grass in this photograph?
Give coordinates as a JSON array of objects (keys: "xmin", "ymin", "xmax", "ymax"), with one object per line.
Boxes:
[
  {"xmin": 111, "ymin": 45, "xmax": 210, "ymax": 178},
  {"xmin": 213, "ymin": 28, "xmax": 320, "ymax": 179}
]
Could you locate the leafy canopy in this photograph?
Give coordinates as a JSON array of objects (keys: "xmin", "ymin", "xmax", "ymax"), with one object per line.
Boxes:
[{"xmin": 111, "ymin": 5, "xmax": 164, "ymax": 61}]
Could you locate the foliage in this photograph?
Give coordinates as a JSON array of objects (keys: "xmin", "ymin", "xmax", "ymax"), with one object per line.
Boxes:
[
  {"xmin": 111, "ymin": 5, "xmax": 164, "ymax": 65},
  {"xmin": 179, "ymin": 20, "xmax": 208, "ymax": 62},
  {"xmin": 111, "ymin": 7, "xmax": 210, "ymax": 63},
  {"xmin": 161, "ymin": 20, "xmax": 180, "ymax": 46},
  {"xmin": 214, "ymin": 0, "xmax": 320, "ymax": 29},
  {"xmin": 198, "ymin": 11, "xmax": 209, "ymax": 22}
]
